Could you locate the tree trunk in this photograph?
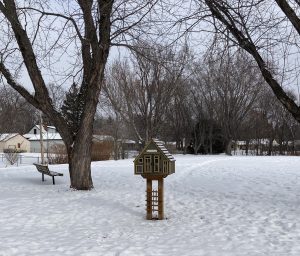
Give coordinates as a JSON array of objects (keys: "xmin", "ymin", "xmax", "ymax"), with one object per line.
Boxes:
[
  {"xmin": 68, "ymin": 135, "xmax": 93, "ymax": 190},
  {"xmin": 225, "ymin": 139, "xmax": 232, "ymax": 155},
  {"xmin": 279, "ymin": 140, "xmax": 283, "ymax": 155},
  {"xmin": 209, "ymin": 122, "xmax": 213, "ymax": 154},
  {"xmin": 245, "ymin": 140, "xmax": 249, "ymax": 155},
  {"xmin": 267, "ymin": 138, "xmax": 274, "ymax": 156},
  {"xmin": 255, "ymin": 139, "xmax": 259, "ymax": 156},
  {"xmin": 113, "ymin": 138, "xmax": 119, "ymax": 160},
  {"xmin": 194, "ymin": 143, "xmax": 198, "ymax": 155},
  {"xmin": 66, "ymin": 117, "xmax": 94, "ymax": 190},
  {"xmin": 291, "ymin": 140, "xmax": 295, "ymax": 155}
]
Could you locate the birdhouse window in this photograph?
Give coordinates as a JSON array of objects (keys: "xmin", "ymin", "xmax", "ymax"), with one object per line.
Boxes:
[
  {"xmin": 136, "ymin": 165, "xmax": 143, "ymax": 174},
  {"xmin": 154, "ymin": 156, "xmax": 159, "ymax": 172},
  {"xmin": 145, "ymin": 156, "xmax": 151, "ymax": 173}
]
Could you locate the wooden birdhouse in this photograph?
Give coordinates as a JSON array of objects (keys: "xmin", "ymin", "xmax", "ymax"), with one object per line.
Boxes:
[
  {"xmin": 134, "ymin": 138, "xmax": 175, "ymax": 220},
  {"xmin": 134, "ymin": 139, "xmax": 175, "ymax": 177}
]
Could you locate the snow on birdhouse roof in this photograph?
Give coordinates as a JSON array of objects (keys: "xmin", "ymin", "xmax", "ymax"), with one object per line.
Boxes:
[
  {"xmin": 152, "ymin": 139, "xmax": 175, "ymax": 161},
  {"xmin": 134, "ymin": 138, "xmax": 175, "ymax": 162}
]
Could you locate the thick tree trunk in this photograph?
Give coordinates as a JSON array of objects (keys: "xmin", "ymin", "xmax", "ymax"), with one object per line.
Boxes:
[
  {"xmin": 69, "ymin": 150, "xmax": 93, "ymax": 190},
  {"xmin": 68, "ymin": 132, "xmax": 93, "ymax": 190}
]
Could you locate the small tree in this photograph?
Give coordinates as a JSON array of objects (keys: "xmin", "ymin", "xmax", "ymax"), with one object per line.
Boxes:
[
  {"xmin": 61, "ymin": 83, "xmax": 84, "ymax": 138},
  {"xmin": 3, "ymin": 148, "xmax": 19, "ymax": 165}
]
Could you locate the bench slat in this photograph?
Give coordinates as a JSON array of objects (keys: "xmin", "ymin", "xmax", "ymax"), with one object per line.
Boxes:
[
  {"xmin": 33, "ymin": 163, "xmax": 63, "ymax": 176},
  {"xmin": 49, "ymin": 171, "xmax": 63, "ymax": 176}
]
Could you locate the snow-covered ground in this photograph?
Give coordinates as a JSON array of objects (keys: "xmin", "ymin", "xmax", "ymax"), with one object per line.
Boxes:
[{"xmin": 1, "ymin": 155, "xmax": 300, "ymax": 255}]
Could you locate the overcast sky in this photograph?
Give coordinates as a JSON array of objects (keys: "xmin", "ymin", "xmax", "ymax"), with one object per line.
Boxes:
[{"xmin": 2, "ymin": 1, "xmax": 300, "ymax": 103}]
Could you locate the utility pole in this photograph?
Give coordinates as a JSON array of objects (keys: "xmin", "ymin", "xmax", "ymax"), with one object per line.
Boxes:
[{"xmin": 39, "ymin": 112, "xmax": 44, "ymax": 164}]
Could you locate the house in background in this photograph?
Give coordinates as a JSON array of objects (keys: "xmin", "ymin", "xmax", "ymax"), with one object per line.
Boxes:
[
  {"xmin": 0, "ymin": 134, "xmax": 30, "ymax": 152},
  {"xmin": 25, "ymin": 125, "xmax": 57, "ymax": 136},
  {"xmin": 23, "ymin": 125, "xmax": 64, "ymax": 153},
  {"xmin": 23, "ymin": 125, "xmax": 139, "ymax": 155}
]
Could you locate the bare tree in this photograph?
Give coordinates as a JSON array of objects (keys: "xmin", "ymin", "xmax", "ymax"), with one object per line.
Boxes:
[
  {"xmin": 104, "ymin": 43, "xmax": 189, "ymax": 144},
  {"xmin": 200, "ymin": 0, "xmax": 300, "ymax": 124},
  {"xmin": 0, "ymin": 1, "xmax": 157, "ymax": 190},
  {"xmin": 191, "ymin": 50, "xmax": 262, "ymax": 155},
  {"xmin": 163, "ymin": 80, "xmax": 191, "ymax": 152},
  {"xmin": 0, "ymin": 84, "xmax": 37, "ymax": 134}
]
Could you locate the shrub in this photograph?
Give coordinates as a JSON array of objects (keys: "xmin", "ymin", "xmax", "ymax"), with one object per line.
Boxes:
[
  {"xmin": 48, "ymin": 144, "xmax": 68, "ymax": 164},
  {"xmin": 91, "ymin": 141, "xmax": 113, "ymax": 161},
  {"xmin": 47, "ymin": 140, "xmax": 113, "ymax": 164},
  {"xmin": 3, "ymin": 148, "xmax": 22, "ymax": 165}
]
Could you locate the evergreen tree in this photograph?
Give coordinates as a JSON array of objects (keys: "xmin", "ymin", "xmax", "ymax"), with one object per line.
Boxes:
[{"xmin": 61, "ymin": 83, "xmax": 85, "ymax": 137}]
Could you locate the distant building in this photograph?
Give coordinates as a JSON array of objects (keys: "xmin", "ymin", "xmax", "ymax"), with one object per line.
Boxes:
[
  {"xmin": 0, "ymin": 134, "xmax": 30, "ymax": 152},
  {"xmin": 234, "ymin": 139, "xmax": 280, "ymax": 151},
  {"xmin": 26, "ymin": 125, "xmax": 57, "ymax": 136},
  {"xmin": 92, "ymin": 135, "xmax": 114, "ymax": 142},
  {"xmin": 23, "ymin": 125, "xmax": 64, "ymax": 153}
]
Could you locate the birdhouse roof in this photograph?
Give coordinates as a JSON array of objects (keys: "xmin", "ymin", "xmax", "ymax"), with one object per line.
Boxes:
[
  {"xmin": 134, "ymin": 138, "xmax": 175, "ymax": 162},
  {"xmin": 152, "ymin": 139, "xmax": 175, "ymax": 161}
]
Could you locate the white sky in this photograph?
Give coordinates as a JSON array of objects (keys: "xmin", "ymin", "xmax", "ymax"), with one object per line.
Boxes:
[{"xmin": 2, "ymin": 0, "xmax": 300, "ymax": 103}]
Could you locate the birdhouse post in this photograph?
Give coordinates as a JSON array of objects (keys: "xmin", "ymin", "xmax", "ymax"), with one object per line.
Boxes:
[{"xmin": 134, "ymin": 139, "xmax": 175, "ymax": 220}]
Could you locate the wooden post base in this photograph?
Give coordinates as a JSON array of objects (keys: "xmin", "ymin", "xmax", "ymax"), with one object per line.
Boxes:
[
  {"xmin": 146, "ymin": 179, "xmax": 152, "ymax": 220},
  {"xmin": 146, "ymin": 178, "xmax": 164, "ymax": 220}
]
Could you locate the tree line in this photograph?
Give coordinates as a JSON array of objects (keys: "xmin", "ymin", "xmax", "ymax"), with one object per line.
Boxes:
[
  {"xmin": 100, "ymin": 45, "xmax": 300, "ymax": 156},
  {"xmin": 1, "ymin": 0, "xmax": 300, "ymax": 189}
]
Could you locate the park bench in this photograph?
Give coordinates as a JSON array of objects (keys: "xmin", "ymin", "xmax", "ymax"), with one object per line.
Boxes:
[{"xmin": 33, "ymin": 163, "xmax": 63, "ymax": 185}]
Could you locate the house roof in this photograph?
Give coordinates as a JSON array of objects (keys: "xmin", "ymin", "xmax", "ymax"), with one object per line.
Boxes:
[
  {"xmin": 31, "ymin": 125, "xmax": 46, "ymax": 131},
  {"xmin": 0, "ymin": 133, "xmax": 19, "ymax": 142},
  {"xmin": 28, "ymin": 124, "xmax": 57, "ymax": 133},
  {"xmin": 23, "ymin": 133, "xmax": 62, "ymax": 141},
  {"xmin": 134, "ymin": 138, "xmax": 175, "ymax": 162},
  {"xmin": 117, "ymin": 139, "xmax": 137, "ymax": 144}
]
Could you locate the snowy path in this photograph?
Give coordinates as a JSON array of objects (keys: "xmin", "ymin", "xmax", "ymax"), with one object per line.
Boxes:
[{"xmin": 0, "ymin": 155, "xmax": 300, "ymax": 255}]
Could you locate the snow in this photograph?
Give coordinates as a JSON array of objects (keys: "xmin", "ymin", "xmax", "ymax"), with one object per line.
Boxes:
[
  {"xmin": 0, "ymin": 133, "xmax": 18, "ymax": 142},
  {"xmin": 24, "ymin": 133, "xmax": 62, "ymax": 141},
  {"xmin": 1, "ymin": 155, "xmax": 300, "ymax": 255}
]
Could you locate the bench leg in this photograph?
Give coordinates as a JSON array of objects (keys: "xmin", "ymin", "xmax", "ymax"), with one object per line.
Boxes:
[
  {"xmin": 52, "ymin": 176, "xmax": 55, "ymax": 185},
  {"xmin": 42, "ymin": 173, "xmax": 44, "ymax": 182}
]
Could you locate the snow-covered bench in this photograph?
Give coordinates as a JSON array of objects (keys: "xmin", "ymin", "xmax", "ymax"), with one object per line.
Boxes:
[{"xmin": 33, "ymin": 163, "xmax": 63, "ymax": 185}]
